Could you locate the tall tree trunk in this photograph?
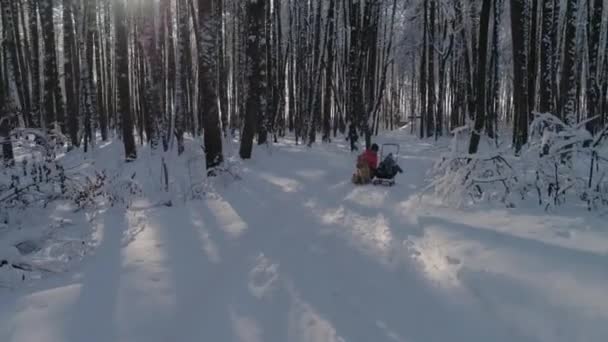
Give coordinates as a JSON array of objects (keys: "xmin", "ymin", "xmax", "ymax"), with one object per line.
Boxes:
[
  {"xmin": 1, "ymin": 0, "xmax": 22, "ymax": 112},
  {"xmin": 602, "ymin": 35, "xmax": 608, "ymax": 129},
  {"xmin": 538, "ymin": 0, "xmax": 554, "ymax": 115},
  {"xmin": 174, "ymin": 0, "xmax": 189, "ymax": 155},
  {"xmin": 29, "ymin": 0, "xmax": 41, "ymax": 128},
  {"xmin": 426, "ymin": 0, "xmax": 436, "ymax": 138},
  {"xmin": 419, "ymin": 0, "xmax": 428, "ymax": 138},
  {"xmin": 240, "ymin": 0, "xmax": 266, "ymax": 159},
  {"xmin": 82, "ymin": 0, "xmax": 98, "ymax": 151},
  {"xmin": 199, "ymin": 0, "xmax": 224, "ymax": 170},
  {"xmin": 9, "ymin": 1, "xmax": 31, "ymax": 125},
  {"xmin": 115, "ymin": 0, "xmax": 136, "ymax": 160},
  {"xmin": 527, "ymin": 0, "xmax": 539, "ymax": 116},
  {"xmin": 510, "ymin": 0, "xmax": 530, "ymax": 153},
  {"xmin": 41, "ymin": 0, "xmax": 64, "ymax": 131},
  {"xmin": 487, "ymin": 0, "xmax": 502, "ymax": 139},
  {"xmin": 322, "ymin": 0, "xmax": 336, "ymax": 142},
  {"xmin": 217, "ymin": 0, "xmax": 229, "ymax": 136},
  {"xmin": 349, "ymin": 0, "xmax": 366, "ymax": 143},
  {"xmin": 0, "ymin": 0, "xmax": 20, "ymax": 162},
  {"xmin": 94, "ymin": 8, "xmax": 108, "ymax": 141},
  {"xmin": 468, "ymin": 0, "xmax": 492, "ymax": 155},
  {"xmin": 64, "ymin": 0, "xmax": 80, "ymax": 147},
  {"xmin": 586, "ymin": 0, "xmax": 603, "ymax": 132},
  {"xmin": 559, "ymin": 0, "xmax": 579, "ymax": 123},
  {"xmin": 306, "ymin": 0, "xmax": 324, "ymax": 146},
  {"xmin": 256, "ymin": 0, "xmax": 269, "ymax": 146}
]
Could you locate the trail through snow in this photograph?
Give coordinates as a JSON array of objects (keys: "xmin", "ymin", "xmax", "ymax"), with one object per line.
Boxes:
[{"xmin": 1, "ymin": 133, "xmax": 607, "ymax": 342}]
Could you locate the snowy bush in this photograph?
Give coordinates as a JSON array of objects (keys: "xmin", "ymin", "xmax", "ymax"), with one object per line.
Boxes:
[
  {"xmin": 0, "ymin": 130, "xmax": 143, "ymax": 220},
  {"xmin": 524, "ymin": 114, "xmax": 608, "ymax": 210},
  {"xmin": 430, "ymin": 152, "xmax": 517, "ymax": 207},
  {"xmin": 0, "ymin": 158, "xmax": 119, "ymax": 213},
  {"xmin": 186, "ymin": 156, "xmax": 242, "ymax": 200},
  {"xmin": 427, "ymin": 126, "xmax": 517, "ymax": 207},
  {"xmin": 428, "ymin": 114, "xmax": 608, "ymax": 211}
]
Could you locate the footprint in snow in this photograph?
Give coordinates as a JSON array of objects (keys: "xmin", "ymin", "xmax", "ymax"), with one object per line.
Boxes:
[
  {"xmin": 445, "ymin": 255, "xmax": 461, "ymax": 265},
  {"xmin": 248, "ymin": 253, "xmax": 279, "ymax": 299}
]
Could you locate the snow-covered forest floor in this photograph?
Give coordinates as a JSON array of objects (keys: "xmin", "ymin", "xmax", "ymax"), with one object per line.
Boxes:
[{"xmin": 1, "ymin": 130, "xmax": 608, "ymax": 342}]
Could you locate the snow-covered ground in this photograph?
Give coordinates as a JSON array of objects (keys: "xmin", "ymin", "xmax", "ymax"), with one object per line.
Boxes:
[{"xmin": 1, "ymin": 131, "xmax": 607, "ymax": 342}]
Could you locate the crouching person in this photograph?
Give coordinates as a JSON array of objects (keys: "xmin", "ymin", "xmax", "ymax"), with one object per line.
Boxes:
[{"xmin": 351, "ymin": 144, "xmax": 379, "ymax": 185}]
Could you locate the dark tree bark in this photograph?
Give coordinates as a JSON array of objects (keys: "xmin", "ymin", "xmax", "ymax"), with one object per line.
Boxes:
[
  {"xmin": 586, "ymin": 0, "xmax": 603, "ymax": 132},
  {"xmin": 199, "ymin": 0, "xmax": 224, "ymax": 170},
  {"xmin": 0, "ymin": 0, "xmax": 17, "ymax": 162},
  {"xmin": 114, "ymin": 0, "xmax": 136, "ymax": 160},
  {"xmin": 28, "ymin": 0, "xmax": 41, "ymax": 128},
  {"xmin": 602, "ymin": 36, "xmax": 608, "ymax": 129},
  {"xmin": 539, "ymin": 0, "xmax": 554, "ymax": 115},
  {"xmin": 527, "ymin": 0, "xmax": 539, "ymax": 116},
  {"xmin": 550, "ymin": 0, "xmax": 560, "ymax": 109},
  {"xmin": 217, "ymin": 0, "xmax": 229, "ymax": 136},
  {"xmin": 41, "ymin": 0, "xmax": 64, "ymax": 131},
  {"xmin": 64, "ymin": 0, "xmax": 79, "ymax": 147},
  {"xmin": 8, "ymin": 1, "xmax": 31, "ymax": 124},
  {"xmin": 94, "ymin": 8, "xmax": 108, "ymax": 141},
  {"xmin": 510, "ymin": 0, "xmax": 530, "ymax": 153},
  {"xmin": 240, "ymin": 0, "xmax": 266, "ymax": 159},
  {"xmin": 559, "ymin": 0, "xmax": 579, "ymax": 123},
  {"xmin": 487, "ymin": 0, "xmax": 502, "ymax": 138},
  {"xmin": 419, "ymin": 0, "xmax": 428, "ymax": 138},
  {"xmin": 82, "ymin": 0, "xmax": 98, "ymax": 152},
  {"xmin": 426, "ymin": 0, "xmax": 436, "ymax": 138},
  {"xmin": 256, "ymin": 0, "xmax": 269, "ymax": 146},
  {"xmin": 1, "ymin": 0, "xmax": 22, "ymax": 112},
  {"xmin": 468, "ymin": 0, "xmax": 492, "ymax": 154},
  {"xmin": 174, "ymin": 0, "xmax": 190, "ymax": 155}
]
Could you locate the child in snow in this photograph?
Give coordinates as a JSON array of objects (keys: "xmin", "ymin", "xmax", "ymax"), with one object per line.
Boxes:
[
  {"xmin": 376, "ymin": 153, "xmax": 403, "ymax": 179},
  {"xmin": 351, "ymin": 143, "xmax": 379, "ymax": 184}
]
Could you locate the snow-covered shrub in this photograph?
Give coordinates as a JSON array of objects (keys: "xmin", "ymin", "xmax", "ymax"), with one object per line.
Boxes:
[
  {"xmin": 185, "ymin": 155, "xmax": 242, "ymax": 200},
  {"xmin": 1, "ymin": 129, "xmax": 118, "ymax": 216},
  {"xmin": 428, "ymin": 114, "xmax": 608, "ymax": 211},
  {"xmin": 0, "ymin": 158, "xmax": 113, "ymax": 212},
  {"xmin": 431, "ymin": 153, "xmax": 517, "ymax": 207},
  {"xmin": 428, "ymin": 126, "xmax": 517, "ymax": 207},
  {"xmin": 104, "ymin": 171, "xmax": 143, "ymax": 207},
  {"xmin": 524, "ymin": 114, "xmax": 608, "ymax": 210}
]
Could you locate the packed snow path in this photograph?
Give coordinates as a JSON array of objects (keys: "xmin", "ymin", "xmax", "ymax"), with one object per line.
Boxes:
[{"xmin": 2, "ymin": 134, "xmax": 608, "ymax": 342}]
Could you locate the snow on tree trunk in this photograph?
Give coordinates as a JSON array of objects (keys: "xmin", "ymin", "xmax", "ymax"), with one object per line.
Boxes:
[
  {"xmin": 585, "ymin": 0, "xmax": 604, "ymax": 132},
  {"xmin": 539, "ymin": 0, "xmax": 554, "ymax": 115},
  {"xmin": 559, "ymin": 0, "xmax": 580, "ymax": 124}
]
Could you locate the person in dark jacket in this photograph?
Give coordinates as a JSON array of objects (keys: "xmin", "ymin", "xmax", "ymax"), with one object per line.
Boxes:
[{"xmin": 346, "ymin": 123, "xmax": 359, "ymax": 152}]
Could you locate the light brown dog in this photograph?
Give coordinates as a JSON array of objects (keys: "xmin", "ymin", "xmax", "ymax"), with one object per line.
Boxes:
[{"xmin": 352, "ymin": 162, "xmax": 371, "ymax": 185}]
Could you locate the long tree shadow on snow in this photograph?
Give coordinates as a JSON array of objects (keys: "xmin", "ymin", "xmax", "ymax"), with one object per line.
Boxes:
[
  {"xmin": 65, "ymin": 208, "xmax": 126, "ymax": 342},
  {"xmin": 217, "ymin": 171, "xmax": 536, "ymax": 342},
  {"xmin": 417, "ymin": 216, "xmax": 608, "ymax": 274},
  {"xmin": 458, "ymin": 267, "xmax": 608, "ymax": 341},
  {"xmin": 147, "ymin": 203, "xmax": 240, "ymax": 341},
  {"xmin": 413, "ymin": 215, "xmax": 608, "ymax": 341}
]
